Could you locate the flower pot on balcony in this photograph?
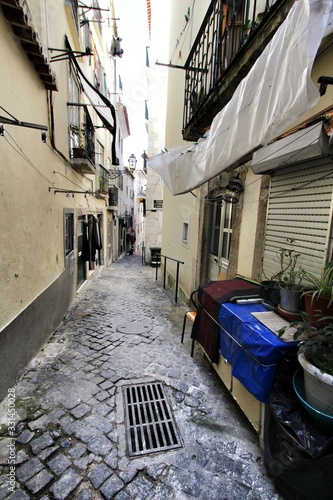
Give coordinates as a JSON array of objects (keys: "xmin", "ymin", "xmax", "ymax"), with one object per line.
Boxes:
[
  {"xmin": 303, "ymin": 293, "xmax": 333, "ymax": 325},
  {"xmin": 72, "ymin": 147, "xmax": 86, "ymax": 159}
]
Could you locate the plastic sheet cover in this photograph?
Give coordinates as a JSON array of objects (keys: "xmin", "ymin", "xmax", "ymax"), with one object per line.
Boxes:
[
  {"xmin": 148, "ymin": 0, "xmax": 332, "ymax": 195},
  {"xmin": 218, "ymin": 303, "xmax": 297, "ymax": 403}
]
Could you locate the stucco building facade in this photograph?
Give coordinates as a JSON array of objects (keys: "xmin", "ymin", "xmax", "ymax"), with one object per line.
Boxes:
[{"xmin": 0, "ymin": 0, "xmax": 129, "ymax": 400}]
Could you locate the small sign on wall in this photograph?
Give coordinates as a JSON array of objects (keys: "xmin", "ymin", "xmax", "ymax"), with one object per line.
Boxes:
[{"xmin": 153, "ymin": 199, "xmax": 163, "ymax": 209}]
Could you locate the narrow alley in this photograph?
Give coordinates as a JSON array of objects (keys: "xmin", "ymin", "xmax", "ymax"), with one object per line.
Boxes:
[{"xmin": 0, "ymin": 256, "xmax": 281, "ymax": 499}]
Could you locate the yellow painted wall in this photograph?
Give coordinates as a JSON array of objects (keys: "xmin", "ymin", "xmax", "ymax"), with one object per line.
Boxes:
[
  {"xmin": 237, "ymin": 169, "xmax": 263, "ymax": 279},
  {"xmin": 0, "ymin": 2, "xmax": 111, "ymax": 329},
  {"xmin": 161, "ymin": 0, "xmax": 210, "ymax": 298}
]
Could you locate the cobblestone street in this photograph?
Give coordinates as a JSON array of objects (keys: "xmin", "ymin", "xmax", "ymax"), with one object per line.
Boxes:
[{"xmin": 0, "ymin": 255, "xmax": 281, "ymax": 499}]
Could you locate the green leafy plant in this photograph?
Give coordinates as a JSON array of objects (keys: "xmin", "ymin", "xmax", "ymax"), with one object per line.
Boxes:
[
  {"xmin": 69, "ymin": 124, "xmax": 86, "ymax": 149},
  {"xmin": 262, "ymin": 238, "xmax": 304, "ymax": 288},
  {"xmin": 302, "ymin": 261, "xmax": 333, "ymax": 307},
  {"xmin": 279, "ymin": 316, "xmax": 333, "ymax": 376}
]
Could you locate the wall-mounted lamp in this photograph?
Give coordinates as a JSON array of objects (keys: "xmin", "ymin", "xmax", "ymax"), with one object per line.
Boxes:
[
  {"xmin": 222, "ymin": 193, "xmax": 239, "ymax": 204},
  {"xmin": 226, "ymin": 173, "xmax": 243, "ymax": 192},
  {"xmin": 128, "ymin": 153, "xmax": 137, "ymax": 170}
]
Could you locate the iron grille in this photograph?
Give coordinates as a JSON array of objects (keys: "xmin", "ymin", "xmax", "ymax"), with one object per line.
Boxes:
[
  {"xmin": 123, "ymin": 382, "xmax": 182, "ymax": 457},
  {"xmin": 183, "ymin": 0, "xmax": 278, "ymax": 132}
]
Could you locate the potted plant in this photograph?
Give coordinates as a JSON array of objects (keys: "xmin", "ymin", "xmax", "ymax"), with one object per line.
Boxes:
[
  {"xmin": 279, "ymin": 248, "xmax": 305, "ymax": 314},
  {"xmin": 260, "ymin": 239, "xmax": 303, "ymax": 309},
  {"xmin": 70, "ymin": 125, "xmax": 86, "ymax": 158},
  {"xmin": 280, "ymin": 316, "xmax": 333, "ymax": 416},
  {"xmin": 301, "ymin": 261, "xmax": 333, "ymax": 321}
]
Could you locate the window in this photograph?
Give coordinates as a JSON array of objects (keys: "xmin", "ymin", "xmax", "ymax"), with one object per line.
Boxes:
[
  {"xmin": 210, "ymin": 197, "xmax": 233, "ymax": 262},
  {"xmin": 146, "ymin": 46, "xmax": 150, "ymax": 67},
  {"xmin": 81, "ymin": 14, "xmax": 91, "ymax": 50},
  {"xmin": 96, "ymin": 141, "xmax": 104, "ymax": 167},
  {"xmin": 93, "ymin": 0, "xmax": 102, "ymax": 35},
  {"xmin": 65, "ymin": 212, "xmax": 74, "ymax": 257},
  {"xmin": 69, "ymin": 0, "xmax": 79, "ymax": 29},
  {"xmin": 182, "ymin": 222, "xmax": 189, "ymax": 243},
  {"xmin": 68, "ymin": 63, "xmax": 80, "ymax": 150}
]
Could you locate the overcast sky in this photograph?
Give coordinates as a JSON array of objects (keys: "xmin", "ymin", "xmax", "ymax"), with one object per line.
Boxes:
[{"xmin": 113, "ymin": 0, "xmax": 150, "ymax": 167}]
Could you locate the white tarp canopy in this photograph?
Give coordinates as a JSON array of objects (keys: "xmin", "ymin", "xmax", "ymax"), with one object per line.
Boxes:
[{"xmin": 148, "ymin": 0, "xmax": 332, "ymax": 195}]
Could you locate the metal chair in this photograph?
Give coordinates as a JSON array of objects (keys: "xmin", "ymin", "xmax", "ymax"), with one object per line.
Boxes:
[{"xmin": 181, "ymin": 288, "xmax": 199, "ymax": 356}]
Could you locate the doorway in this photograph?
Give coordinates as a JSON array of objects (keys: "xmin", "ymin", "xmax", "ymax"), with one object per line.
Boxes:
[{"xmin": 207, "ymin": 197, "xmax": 233, "ymax": 281}]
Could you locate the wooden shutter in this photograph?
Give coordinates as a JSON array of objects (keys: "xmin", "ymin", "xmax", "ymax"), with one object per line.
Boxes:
[{"xmin": 262, "ymin": 156, "xmax": 333, "ymax": 281}]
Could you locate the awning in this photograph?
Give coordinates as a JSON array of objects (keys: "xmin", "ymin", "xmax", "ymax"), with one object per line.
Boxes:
[
  {"xmin": 251, "ymin": 122, "xmax": 333, "ymax": 174},
  {"xmin": 65, "ymin": 36, "xmax": 117, "ymax": 164},
  {"xmin": 64, "ymin": 38, "xmax": 114, "ymax": 129},
  {"xmin": 148, "ymin": 0, "xmax": 332, "ymax": 196},
  {"xmin": 79, "ymin": 76, "xmax": 115, "ymax": 134}
]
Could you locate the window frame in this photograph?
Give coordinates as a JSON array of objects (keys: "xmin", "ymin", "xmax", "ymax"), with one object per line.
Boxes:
[{"xmin": 64, "ymin": 210, "xmax": 74, "ymax": 258}]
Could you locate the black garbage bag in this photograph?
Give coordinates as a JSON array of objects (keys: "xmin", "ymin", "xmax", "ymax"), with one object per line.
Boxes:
[{"xmin": 264, "ymin": 391, "xmax": 333, "ymax": 499}]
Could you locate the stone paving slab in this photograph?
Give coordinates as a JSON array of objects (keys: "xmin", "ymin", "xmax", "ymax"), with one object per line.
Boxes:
[{"xmin": 0, "ymin": 255, "xmax": 282, "ymax": 499}]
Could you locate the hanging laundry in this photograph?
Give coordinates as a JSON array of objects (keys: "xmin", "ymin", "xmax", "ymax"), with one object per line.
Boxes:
[{"xmin": 91, "ymin": 217, "xmax": 102, "ymax": 262}]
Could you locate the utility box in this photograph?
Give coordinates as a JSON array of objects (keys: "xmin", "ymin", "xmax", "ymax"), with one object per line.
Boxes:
[{"xmin": 150, "ymin": 247, "xmax": 161, "ymax": 267}]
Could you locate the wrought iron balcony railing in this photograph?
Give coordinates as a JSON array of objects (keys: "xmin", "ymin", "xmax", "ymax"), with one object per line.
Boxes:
[
  {"xmin": 183, "ymin": 0, "xmax": 281, "ymax": 139},
  {"xmin": 97, "ymin": 164, "xmax": 109, "ymax": 197}
]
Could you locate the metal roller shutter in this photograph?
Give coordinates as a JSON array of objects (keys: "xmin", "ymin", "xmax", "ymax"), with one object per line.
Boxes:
[{"xmin": 262, "ymin": 156, "xmax": 333, "ymax": 281}]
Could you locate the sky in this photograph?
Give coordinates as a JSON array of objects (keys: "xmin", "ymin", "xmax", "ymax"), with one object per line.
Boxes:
[{"xmin": 113, "ymin": 0, "xmax": 150, "ymax": 167}]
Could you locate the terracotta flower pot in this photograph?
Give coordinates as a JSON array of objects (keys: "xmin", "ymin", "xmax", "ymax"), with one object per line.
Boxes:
[{"xmin": 303, "ymin": 293, "xmax": 333, "ymax": 325}]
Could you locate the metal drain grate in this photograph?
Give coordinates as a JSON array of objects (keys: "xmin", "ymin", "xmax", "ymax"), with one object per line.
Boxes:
[{"xmin": 123, "ymin": 381, "xmax": 183, "ymax": 457}]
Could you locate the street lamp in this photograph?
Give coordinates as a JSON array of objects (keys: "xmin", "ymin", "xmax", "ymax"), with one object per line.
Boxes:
[{"xmin": 128, "ymin": 154, "xmax": 137, "ymax": 170}]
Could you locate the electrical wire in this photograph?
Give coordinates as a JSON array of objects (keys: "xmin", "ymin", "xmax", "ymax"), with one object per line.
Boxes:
[
  {"xmin": 4, "ymin": 131, "xmax": 54, "ymax": 185},
  {"xmin": 53, "ymin": 170, "xmax": 88, "ymax": 192}
]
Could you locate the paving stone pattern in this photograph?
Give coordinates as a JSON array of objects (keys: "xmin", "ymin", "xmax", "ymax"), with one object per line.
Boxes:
[{"xmin": 0, "ymin": 255, "xmax": 282, "ymax": 499}]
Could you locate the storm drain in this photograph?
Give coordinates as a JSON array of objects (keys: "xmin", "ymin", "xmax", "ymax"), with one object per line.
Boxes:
[
  {"xmin": 116, "ymin": 322, "xmax": 152, "ymax": 335},
  {"xmin": 123, "ymin": 381, "xmax": 183, "ymax": 457}
]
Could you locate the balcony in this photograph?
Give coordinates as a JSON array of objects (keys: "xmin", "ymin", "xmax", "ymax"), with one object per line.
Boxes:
[
  {"xmin": 69, "ymin": 119, "xmax": 96, "ymax": 174},
  {"xmin": 183, "ymin": 0, "xmax": 293, "ymax": 141},
  {"xmin": 71, "ymin": 148, "xmax": 96, "ymax": 175}
]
